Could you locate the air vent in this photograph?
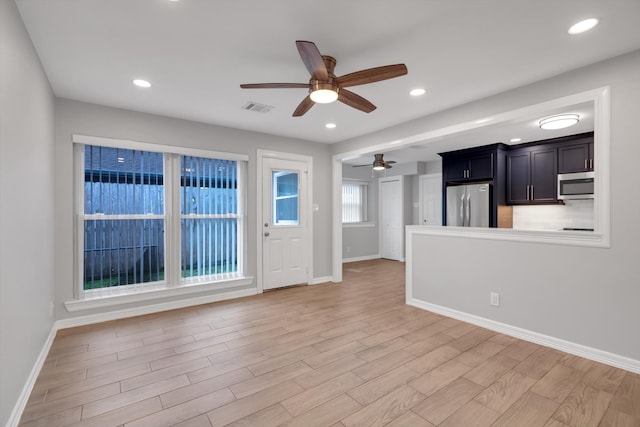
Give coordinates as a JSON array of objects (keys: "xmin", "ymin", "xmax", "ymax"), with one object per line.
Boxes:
[{"xmin": 242, "ymin": 102, "xmax": 273, "ymax": 113}]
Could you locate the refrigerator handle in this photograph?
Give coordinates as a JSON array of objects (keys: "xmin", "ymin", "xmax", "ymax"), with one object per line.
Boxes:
[{"xmin": 465, "ymin": 193, "xmax": 471, "ymax": 227}]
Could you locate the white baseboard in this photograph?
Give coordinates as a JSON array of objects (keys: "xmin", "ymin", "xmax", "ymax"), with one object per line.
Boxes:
[
  {"xmin": 407, "ymin": 297, "xmax": 640, "ymax": 375},
  {"xmin": 308, "ymin": 276, "xmax": 332, "ymax": 285},
  {"xmin": 342, "ymin": 254, "xmax": 380, "ymax": 263},
  {"xmin": 56, "ymin": 288, "xmax": 258, "ymax": 330},
  {"xmin": 6, "ymin": 325, "xmax": 57, "ymax": 427}
]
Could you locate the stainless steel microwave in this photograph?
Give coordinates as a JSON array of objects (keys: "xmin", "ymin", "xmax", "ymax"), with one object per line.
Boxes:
[{"xmin": 558, "ymin": 171, "xmax": 595, "ymax": 200}]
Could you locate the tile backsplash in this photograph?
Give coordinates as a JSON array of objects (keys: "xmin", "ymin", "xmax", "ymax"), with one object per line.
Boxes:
[{"xmin": 512, "ymin": 199, "xmax": 594, "ymax": 231}]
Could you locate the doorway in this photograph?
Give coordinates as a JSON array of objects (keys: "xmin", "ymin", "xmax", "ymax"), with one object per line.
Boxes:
[{"xmin": 258, "ymin": 151, "xmax": 312, "ymax": 291}]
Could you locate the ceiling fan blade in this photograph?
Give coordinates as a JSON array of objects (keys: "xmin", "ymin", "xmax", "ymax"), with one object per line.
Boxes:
[
  {"xmin": 338, "ymin": 89, "xmax": 376, "ymax": 113},
  {"xmin": 296, "ymin": 41, "xmax": 328, "ymax": 81},
  {"xmin": 240, "ymin": 83, "xmax": 309, "ymax": 89},
  {"xmin": 292, "ymin": 95, "xmax": 315, "ymax": 117},
  {"xmin": 336, "ymin": 64, "xmax": 408, "ymax": 88},
  {"xmin": 352, "ymin": 164, "xmax": 373, "ymax": 167},
  {"xmin": 386, "ymin": 160, "xmax": 397, "ymax": 164}
]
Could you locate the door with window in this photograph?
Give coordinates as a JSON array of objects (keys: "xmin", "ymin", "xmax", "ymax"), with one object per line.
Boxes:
[{"xmin": 262, "ymin": 157, "xmax": 309, "ymax": 290}]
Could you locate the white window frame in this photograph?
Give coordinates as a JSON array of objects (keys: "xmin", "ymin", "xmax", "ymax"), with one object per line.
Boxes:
[
  {"xmin": 67, "ymin": 134, "xmax": 250, "ymax": 311},
  {"xmin": 342, "ymin": 179, "xmax": 369, "ymax": 224}
]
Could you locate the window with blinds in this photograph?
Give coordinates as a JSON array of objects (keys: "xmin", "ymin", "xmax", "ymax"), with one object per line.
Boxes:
[
  {"xmin": 342, "ymin": 181, "xmax": 368, "ymax": 223},
  {"xmin": 180, "ymin": 156, "xmax": 239, "ymax": 281},
  {"xmin": 79, "ymin": 144, "xmax": 244, "ymax": 295}
]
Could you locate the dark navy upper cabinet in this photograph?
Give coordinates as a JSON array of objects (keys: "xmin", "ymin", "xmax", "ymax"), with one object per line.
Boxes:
[
  {"xmin": 558, "ymin": 136, "xmax": 594, "ymax": 173},
  {"xmin": 442, "ymin": 150, "xmax": 495, "ymax": 182},
  {"xmin": 507, "ymin": 146, "xmax": 557, "ymax": 205}
]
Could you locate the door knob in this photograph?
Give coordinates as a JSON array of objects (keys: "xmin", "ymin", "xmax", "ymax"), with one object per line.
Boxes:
[{"xmin": 264, "ymin": 232, "xmax": 270, "ymax": 237}]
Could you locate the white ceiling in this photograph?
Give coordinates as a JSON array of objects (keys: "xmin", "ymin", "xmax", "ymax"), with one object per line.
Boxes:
[{"xmin": 15, "ymin": 0, "xmax": 640, "ymax": 145}]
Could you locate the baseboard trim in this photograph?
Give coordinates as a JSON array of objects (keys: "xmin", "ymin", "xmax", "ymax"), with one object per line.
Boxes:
[
  {"xmin": 407, "ymin": 297, "xmax": 640, "ymax": 375},
  {"xmin": 6, "ymin": 324, "xmax": 57, "ymax": 427},
  {"xmin": 308, "ymin": 276, "xmax": 332, "ymax": 285},
  {"xmin": 56, "ymin": 288, "xmax": 258, "ymax": 330},
  {"xmin": 342, "ymin": 254, "xmax": 380, "ymax": 263}
]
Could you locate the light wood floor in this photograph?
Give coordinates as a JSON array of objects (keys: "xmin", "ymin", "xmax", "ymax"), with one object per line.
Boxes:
[{"xmin": 21, "ymin": 259, "xmax": 640, "ymax": 427}]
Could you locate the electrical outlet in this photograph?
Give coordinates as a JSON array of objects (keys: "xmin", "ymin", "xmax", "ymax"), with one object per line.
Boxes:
[
  {"xmin": 346, "ymin": 246, "xmax": 351, "ymax": 253},
  {"xmin": 490, "ymin": 292, "xmax": 500, "ymax": 307}
]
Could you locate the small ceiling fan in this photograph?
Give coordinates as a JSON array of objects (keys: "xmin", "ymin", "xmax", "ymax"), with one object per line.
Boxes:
[
  {"xmin": 352, "ymin": 154, "xmax": 397, "ymax": 170},
  {"xmin": 240, "ymin": 40, "xmax": 408, "ymax": 117}
]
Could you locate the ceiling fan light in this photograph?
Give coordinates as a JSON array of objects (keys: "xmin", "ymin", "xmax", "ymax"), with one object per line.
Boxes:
[
  {"xmin": 310, "ymin": 89, "xmax": 338, "ymax": 104},
  {"xmin": 373, "ymin": 159, "xmax": 386, "ymax": 170},
  {"xmin": 539, "ymin": 114, "xmax": 579, "ymax": 130}
]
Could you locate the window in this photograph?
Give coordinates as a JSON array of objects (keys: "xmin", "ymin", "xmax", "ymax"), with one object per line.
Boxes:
[
  {"xmin": 342, "ymin": 180, "xmax": 368, "ymax": 223},
  {"xmin": 75, "ymin": 138, "xmax": 246, "ymax": 300},
  {"xmin": 272, "ymin": 171, "xmax": 299, "ymax": 225}
]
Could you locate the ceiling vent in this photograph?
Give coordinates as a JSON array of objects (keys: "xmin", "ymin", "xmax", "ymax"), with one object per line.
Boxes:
[{"xmin": 242, "ymin": 101, "xmax": 273, "ymax": 113}]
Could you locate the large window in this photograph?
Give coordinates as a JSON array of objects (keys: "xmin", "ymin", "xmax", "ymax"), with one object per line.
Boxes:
[
  {"xmin": 76, "ymin": 139, "xmax": 246, "ymax": 299},
  {"xmin": 342, "ymin": 180, "xmax": 368, "ymax": 223}
]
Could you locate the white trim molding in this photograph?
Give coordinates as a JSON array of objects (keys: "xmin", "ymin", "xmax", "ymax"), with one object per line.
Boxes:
[
  {"xmin": 343, "ymin": 254, "xmax": 381, "ymax": 263},
  {"xmin": 5, "ymin": 326, "xmax": 57, "ymax": 427},
  {"xmin": 308, "ymin": 276, "xmax": 332, "ymax": 285},
  {"xmin": 407, "ymin": 298, "xmax": 640, "ymax": 375},
  {"xmin": 58, "ymin": 288, "xmax": 257, "ymax": 329}
]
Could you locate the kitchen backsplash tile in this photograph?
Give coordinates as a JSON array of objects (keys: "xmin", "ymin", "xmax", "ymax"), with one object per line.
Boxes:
[{"xmin": 512, "ymin": 200, "xmax": 594, "ymax": 231}]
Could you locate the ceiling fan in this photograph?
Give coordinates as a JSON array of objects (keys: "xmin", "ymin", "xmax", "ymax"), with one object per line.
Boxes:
[
  {"xmin": 352, "ymin": 154, "xmax": 397, "ymax": 170},
  {"xmin": 240, "ymin": 40, "xmax": 408, "ymax": 117}
]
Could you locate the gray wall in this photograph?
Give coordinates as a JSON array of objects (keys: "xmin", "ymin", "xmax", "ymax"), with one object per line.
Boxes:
[
  {"xmin": 342, "ymin": 164, "xmax": 379, "ymax": 260},
  {"xmin": 340, "ymin": 50, "xmax": 640, "ymax": 361},
  {"xmin": 54, "ymin": 99, "xmax": 333, "ymax": 320},
  {"xmin": 0, "ymin": 0, "xmax": 56, "ymax": 424}
]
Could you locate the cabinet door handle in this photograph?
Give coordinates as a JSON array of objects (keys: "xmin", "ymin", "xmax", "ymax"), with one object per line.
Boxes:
[
  {"xmin": 526, "ymin": 185, "xmax": 530, "ymax": 201},
  {"xmin": 584, "ymin": 159, "xmax": 588, "ymax": 169},
  {"xmin": 590, "ymin": 158, "xmax": 594, "ymax": 169},
  {"xmin": 531, "ymin": 185, "xmax": 534, "ymax": 200}
]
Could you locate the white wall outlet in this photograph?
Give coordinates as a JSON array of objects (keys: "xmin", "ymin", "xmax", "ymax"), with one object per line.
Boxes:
[{"xmin": 490, "ymin": 292, "xmax": 500, "ymax": 307}]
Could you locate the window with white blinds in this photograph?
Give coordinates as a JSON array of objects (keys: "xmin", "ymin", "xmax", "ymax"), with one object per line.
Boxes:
[
  {"xmin": 342, "ymin": 180, "xmax": 368, "ymax": 223},
  {"xmin": 77, "ymin": 142, "xmax": 245, "ymax": 297}
]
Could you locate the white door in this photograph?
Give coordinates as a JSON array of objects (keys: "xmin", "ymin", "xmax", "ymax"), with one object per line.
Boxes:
[
  {"xmin": 262, "ymin": 157, "xmax": 309, "ymax": 290},
  {"xmin": 379, "ymin": 176, "xmax": 403, "ymax": 261},
  {"xmin": 419, "ymin": 174, "xmax": 442, "ymax": 226}
]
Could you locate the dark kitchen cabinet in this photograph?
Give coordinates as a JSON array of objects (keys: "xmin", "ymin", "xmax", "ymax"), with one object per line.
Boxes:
[
  {"xmin": 440, "ymin": 144, "xmax": 508, "ymax": 227},
  {"xmin": 507, "ymin": 146, "xmax": 557, "ymax": 204},
  {"xmin": 443, "ymin": 151, "xmax": 494, "ymax": 182},
  {"xmin": 558, "ymin": 140, "xmax": 594, "ymax": 173}
]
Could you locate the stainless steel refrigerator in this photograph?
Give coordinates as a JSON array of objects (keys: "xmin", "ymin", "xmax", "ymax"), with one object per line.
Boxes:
[{"xmin": 446, "ymin": 183, "xmax": 491, "ymax": 227}]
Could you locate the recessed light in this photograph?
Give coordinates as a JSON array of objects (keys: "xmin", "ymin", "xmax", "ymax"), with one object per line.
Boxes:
[
  {"xmin": 325, "ymin": 123, "xmax": 337, "ymax": 129},
  {"xmin": 133, "ymin": 79, "xmax": 151, "ymax": 88},
  {"xmin": 568, "ymin": 18, "xmax": 599, "ymax": 35},
  {"xmin": 410, "ymin": 88, "xmax": 426, "ymax": 96},
  {"xmin": 510, "ymin": 138, "xmax": 522, "ymax": 143},
  {"xmin": 539, "ymin": 114, "xmax": 580, "ymax": 130}
]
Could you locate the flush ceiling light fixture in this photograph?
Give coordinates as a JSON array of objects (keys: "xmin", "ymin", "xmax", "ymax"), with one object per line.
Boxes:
[
  {"xmin": 132, "ymin": 79, "xmax": 151, "ymax": 88},
  {"xmin": 510, "ymin": 138, "xmax": 522, "ymax": 143},
  {"xmin": 568, "ymin": 18, "xmax": 599, "ymax": 35},
  {"xmin": 539, "ymin": 114, "xmax": 580, "ymax": 130},
  {"xmin": 410, "ymin": 88, "xmax": 426, "ymax": 96},
  {"xmin": 325, "ymin": 122, "xmax": 337, "ymax": 129}
]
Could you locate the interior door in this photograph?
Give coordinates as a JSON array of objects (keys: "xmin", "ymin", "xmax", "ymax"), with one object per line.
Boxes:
[
  {"xmin": 419, "ymin": 174, "xmax": 442, "ymax": 226},
  {"xmin": 262, "ymin": 157, "xmax": 308, "ymax": 290},
  {"xmin": 379, "ymin": 176, "xmax": 403, "ymax": 260}
]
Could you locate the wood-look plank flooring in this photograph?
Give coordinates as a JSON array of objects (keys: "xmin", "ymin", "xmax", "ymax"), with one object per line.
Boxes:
[{"xmin": 20, "ymin": 259, "xmax": 640, "ymax": 426}]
